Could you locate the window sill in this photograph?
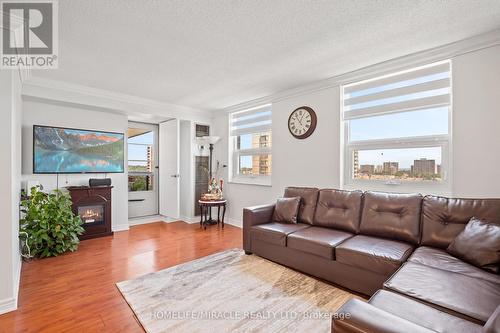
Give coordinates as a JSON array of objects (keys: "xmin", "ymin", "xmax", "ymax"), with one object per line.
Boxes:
[{"xmin": 228, "ymin": 178, "xmax": 272, "ymax": 187}]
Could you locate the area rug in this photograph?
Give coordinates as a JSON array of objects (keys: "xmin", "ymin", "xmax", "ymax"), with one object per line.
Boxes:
[{"xmin": 116, "ymin": 249, "xmax": 358, "ymax": 333}]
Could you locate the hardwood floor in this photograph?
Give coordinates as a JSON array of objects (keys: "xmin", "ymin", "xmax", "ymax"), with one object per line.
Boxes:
[{"xmin": 0, "ymin": 221, "xmax": 242, "ymax": 333}]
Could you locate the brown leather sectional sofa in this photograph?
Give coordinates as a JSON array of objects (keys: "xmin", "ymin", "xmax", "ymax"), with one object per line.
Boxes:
[{"xmin": 242, "ymin": 187, "xmax": 500, "ymax": 333}]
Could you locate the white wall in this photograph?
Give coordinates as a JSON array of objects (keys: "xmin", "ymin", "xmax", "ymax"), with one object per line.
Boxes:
[
  {"xmin": 21, "ymin": 100, "xmax": 129, "ymax": 231},
  {"xmin": 452, "ymin": 45, "xmax": 500, "ymax": 197},
  {"xmin": 213, "ymin": 87, "xmax": 341, "ymax": 226},
  {"xmin": 213, "ymin": 44, "xmax": 500, "ymax": 226},
  {"xmin": 0, "ymin": 69, "xmax": 22, "ymax": 314}
]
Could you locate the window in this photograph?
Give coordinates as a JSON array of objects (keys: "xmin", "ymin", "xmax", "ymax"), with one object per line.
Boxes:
[
  {"xmin": 342, "ymin": 61, "xmax": 451, "ymax": 190},
  {"xmin": 128, "ymin": 129, "xmax": 154, "ymax": 191},
  {"xmin": 229, "ymin": 104, "xmax": 272, "ymax": 185}
]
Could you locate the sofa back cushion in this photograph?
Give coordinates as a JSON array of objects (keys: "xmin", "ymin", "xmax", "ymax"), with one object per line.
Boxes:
[
  {"xmin": 284, "ymin": 187, "xmax": 319, "ymax": 224},
  {"xmin": 421, "ymin": 195, "xmax": 500, "ymax": 248},
  {"xmin": 360, "ymin": 191, "xmax": 423, "ymax": 244},
  {"xmin": 313, "ymin": 189, "xmax": 363, "ymax": 233}
]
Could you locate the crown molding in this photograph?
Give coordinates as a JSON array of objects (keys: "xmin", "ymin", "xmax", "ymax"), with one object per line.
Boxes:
[
  {"xmin": 218, "ymin": 29, "xmax": 500, "ymax": 115},
  {"xmin": 22, "ymin": 76, "xmax": 212, "ymax": 123}
]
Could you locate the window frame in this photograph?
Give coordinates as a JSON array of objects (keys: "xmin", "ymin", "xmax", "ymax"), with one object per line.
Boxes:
[
  {"xmin": 341, "ymin": 61, "xmax": 453, "ymax": 194},
  {"xmin": 127, "ymin": 139, "xmax": 155, "ymax": 192},
  {"xmin": 228, "ymin": 105, "xmax": 272, "ymax": 186}
]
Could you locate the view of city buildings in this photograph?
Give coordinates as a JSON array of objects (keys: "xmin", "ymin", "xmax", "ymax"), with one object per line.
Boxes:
[
  {"xmin": 128, "ymin": 131, "xmax": 155, "ymax": 191},
  {"xmin": 238, "ymin": 133, "xmax": 272, "ymax": 176},
  {"xmin": 354, "ymin": 151, "xmax": 442, "ymax": 181}
]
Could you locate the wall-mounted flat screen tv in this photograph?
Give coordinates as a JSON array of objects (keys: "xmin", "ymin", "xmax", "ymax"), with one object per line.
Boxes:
[{"xmin": 33, "ymin": 125, "xmax": 125, "ymax": 174}]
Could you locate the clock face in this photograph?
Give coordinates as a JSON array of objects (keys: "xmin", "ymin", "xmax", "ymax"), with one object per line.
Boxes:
[{"xmin": 288, "ymin": 106, "xmax": 317, "ymax": 139}]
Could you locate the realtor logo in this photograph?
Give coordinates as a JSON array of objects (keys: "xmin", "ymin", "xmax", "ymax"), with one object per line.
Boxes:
[{"xmin": 1, "ymin": 0, "xmax": 58, "ymax": 68}]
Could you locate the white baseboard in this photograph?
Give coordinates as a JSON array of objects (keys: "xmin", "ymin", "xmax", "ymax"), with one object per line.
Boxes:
[
  {"xmin": 0, "ymin": 255, "xmax": 22, "ymax": 315},
  {"xmin": 0, "ymin": 297, "xmax": 16, "ymax": 315},
  {"xmin": 225, "ymin": 218, "xmax": 242, "ymax": 228},
  {"xmin": 179, "ymin": 215, "xmax": 242, "ymax": 227},
  {"xmin": 128, "ymin": 215, "xmax": 169, "ymax": 226},
  {"xmin": 126, "ymin": 215, "xmax": 238, "ymax": 228},
  {"xmin": 128, "ymin": 215, "xmax": 193, "ymax": 226},
  {"xmin": 112, "ymin": 224, "xmax": 130, "ymax": 232},
  {"xmin": 162, "ymin": 216, "xmax": 181, "ymax": 223},
  {"xmin": 180, "ymin": 215, "xmax": 200, "ymax": 224}
]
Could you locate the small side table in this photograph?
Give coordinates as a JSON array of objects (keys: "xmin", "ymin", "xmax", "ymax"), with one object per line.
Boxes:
[{"xmin": 198, "ymin": 199, "xmax": 227, "ymax": 230}]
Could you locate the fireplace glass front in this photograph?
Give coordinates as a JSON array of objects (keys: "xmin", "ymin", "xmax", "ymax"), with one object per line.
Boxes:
[{"xmin": 78, "ymin": 204, "xmax": 105, "ymax": 224}]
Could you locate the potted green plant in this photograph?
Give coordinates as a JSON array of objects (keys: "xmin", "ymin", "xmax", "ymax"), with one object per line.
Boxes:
[{"xmin": 20, "ymin": 186, "xmax": 85, "ymax": 258}]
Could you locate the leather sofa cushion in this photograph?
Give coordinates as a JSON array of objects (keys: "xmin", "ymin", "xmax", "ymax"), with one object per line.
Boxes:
[
  {"xmin": 272, "ymin": 197, "xmax": 301, "ymax": 223},
  {"xmin": 408, "ymin": 246, "xmax": 500, "ymax": 285},
  {"xmin": 251, "ymin": 222, "xmax": 310, "ymax": 246},
  {"xmin": 332, "ymin": 298, "xmax": 437, "ymax": 333},
  {"xmin": 360, "ymin": 191, "xmax": 422, "ymax": 244},
  {"xmin": 483, "ymin": 305, "xmax": 500, "ymax": 333},
  {"xmin": 287, "ymin": 226, "xmax": 353, "ymax": 260},
  {"xmin": 335, "ymin": 235, "xmax": 414, "ymax": 275},
  {"xmin": 369, "ymin": 290, "xmax": 482, "ymax": 333},
  {"xmin": 384, "ymin": 262, "xmax": 500, "ymax": 323},
  {"xmin": 447, "ymin": 218, "xmax": 500, "ymax": 273},
  {"xmin": 421, "ymin": 195, "xmax": 500, "ymax": 249},
  {"xmin": 313, "ymin": 189, "xmax": 363, "ymax": 233},
  {"xmin": 284, "ymin": 187, "xmax": 319, "ymax": 225}
]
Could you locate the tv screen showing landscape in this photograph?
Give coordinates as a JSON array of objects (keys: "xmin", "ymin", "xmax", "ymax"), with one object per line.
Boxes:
[{"xmin": 33, "ymin": 125, "xmax": 125, "ymax": 174}]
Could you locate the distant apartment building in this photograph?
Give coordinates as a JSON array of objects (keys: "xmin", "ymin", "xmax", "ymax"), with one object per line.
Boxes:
[
  {"xmin": 360, "ymin": 164, "xmax": 375, "ymax": 174},
  {"xmin": 353, "ymin": 151, "xmax": 360, "ymax": 177},
  {"xmin": 412, "ymin": 158, "xmax": 436, "ymax": 176},
  {"xmin": 251, "ymin": 133, "xmax": 272, "ymax": 175},
  {"xmin": 383, "ymin": 162, "xmax": 399, "ymax": 175}
]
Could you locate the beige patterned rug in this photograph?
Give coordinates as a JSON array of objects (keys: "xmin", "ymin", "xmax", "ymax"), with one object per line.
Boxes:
[{"xmin": 117, "ymin": 249, "xmax": 357, "ymax": 333}]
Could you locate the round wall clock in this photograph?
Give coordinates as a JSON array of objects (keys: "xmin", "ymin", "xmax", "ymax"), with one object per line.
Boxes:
[{"xmin": 288, "ymin": 106, "xmax": 317, "ymax": 139}]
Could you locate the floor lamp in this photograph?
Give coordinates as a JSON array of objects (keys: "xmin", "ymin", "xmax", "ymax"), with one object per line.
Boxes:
[
  {"xmin": 197, "ymin": 136, "xmax": 220, "ymax": 224},
  {"xmin": 205, "ymin": 136, "xmax": 220, "ymax": 179}
]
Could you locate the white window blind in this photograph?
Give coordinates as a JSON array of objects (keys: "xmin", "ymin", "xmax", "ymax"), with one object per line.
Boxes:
[
  {"xmin": 344, "ymin": 61, "xmax": 451, "ymax": 120},
  {"xmin": 230, "ymin": 105, "xmax": 272, "ymax": 136}
]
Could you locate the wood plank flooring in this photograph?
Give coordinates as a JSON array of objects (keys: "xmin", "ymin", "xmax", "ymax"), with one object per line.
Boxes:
[{"xmin": 0, "ymin": 221, "xmax": 242, "ymax": 333}]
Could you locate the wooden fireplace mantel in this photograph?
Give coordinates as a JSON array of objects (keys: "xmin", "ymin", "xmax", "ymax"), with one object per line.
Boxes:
[{"xmin": 67, "ymin": 186, "xmax": 114, "ymax": 240}]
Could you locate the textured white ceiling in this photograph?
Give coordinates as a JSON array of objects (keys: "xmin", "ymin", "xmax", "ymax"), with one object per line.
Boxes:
[{"xmin": 34, "ymin": 0, "xmax": 500, "ymax": 110}]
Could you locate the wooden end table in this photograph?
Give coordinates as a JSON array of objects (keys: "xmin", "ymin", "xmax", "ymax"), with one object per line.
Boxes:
[{"xmin": 198, "ymin": 199, "xmax": 227, "ymax": 230}]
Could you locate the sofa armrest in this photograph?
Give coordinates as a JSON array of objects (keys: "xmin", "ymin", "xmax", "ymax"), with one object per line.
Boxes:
[
  {"xmin": 332, "ymin": 299, "xmax": 437, "ymax": 333},
  {"xmin": 243, "ymin": 204, "xmax": 275, "ymax": 252}
]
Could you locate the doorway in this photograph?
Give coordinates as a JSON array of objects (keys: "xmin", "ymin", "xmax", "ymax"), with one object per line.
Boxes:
[{"xmin": 127, "ymin": 122, "xmax": 159, "ymax": 218}]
